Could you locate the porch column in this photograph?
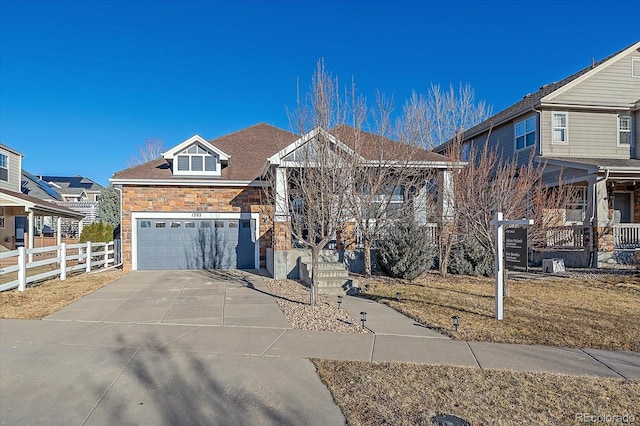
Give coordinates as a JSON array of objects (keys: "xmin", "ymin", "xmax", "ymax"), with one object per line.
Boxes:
[
  {"xmin": 591, "ymin": 177, "xmax": 614, "ymax": 266},
  {"xmin": 78, "ymin": 219, "xmax": 84, "ymax": 239},
  {"xmin": 56, "ymin": 217, "xmax": 62, "ymax": 245},
  {"xmin": 413, "ymin": 183, "xmax": 428, "ymax": 225},
  {"xmin": 594, "ymin": 178, "xmax": 612, "ymax": 227},
  {"xmin": 274, "ymin": 167, "xmax": 289, "ymax": 222},
  {"xmin": 438, "ymin": 170, "xmax": 455, "ymax": 223},
  {"xmin": 27, "ymin": 210, "xmax": 35, "ymax": 263}
]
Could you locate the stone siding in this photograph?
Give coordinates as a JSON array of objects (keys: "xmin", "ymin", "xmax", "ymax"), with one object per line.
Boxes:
[{"xmin": 121, "ymin": 185, "xmax": 272, "ymax": 271}]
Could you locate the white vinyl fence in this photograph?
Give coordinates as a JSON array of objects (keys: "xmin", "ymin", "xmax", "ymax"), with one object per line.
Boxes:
[{"xmin": 0, "ymin": 241, "xmax": 116, "ymax": 292}]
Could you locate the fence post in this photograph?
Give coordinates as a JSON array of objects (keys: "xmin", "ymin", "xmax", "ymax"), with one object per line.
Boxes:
[
  {"xmin": 60, "ymin": 243, "xmax": 67, "ymax": 281},
  {"xmin": 86, "ymin": 241, "xmax": 92, "ymax": 273},
  {"xmin": 18, "ymin": 247, "xmax": 26, "ymax": 292},
  {"xmin": 104, "ymin": 242, "xmax": 110, "ymax": 268}
]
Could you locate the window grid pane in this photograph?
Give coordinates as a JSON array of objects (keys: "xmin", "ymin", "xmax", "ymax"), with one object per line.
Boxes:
[{"xmin": 191, "ymin": 156, "xmax": 203, "ymax": 171}]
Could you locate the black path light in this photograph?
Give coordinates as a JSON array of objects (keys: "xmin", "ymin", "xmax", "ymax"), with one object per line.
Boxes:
[
  {"xmin": 337, "ymin": 295, "xmax": 343, "ymax": 309},
  {"xmin": 395, "ymin": 292, "xmax": 401, "ymax": 301},
  {"xmin": 364, "ymin": 283, "xmax": 370, "ymax": 292},
  {"xmin": 452, "ymin": 315, "xmax": 460, "ymax": 332},
  {"xmin": 360, "ymin": 311, "xmax": 367, "ymax": 329}
]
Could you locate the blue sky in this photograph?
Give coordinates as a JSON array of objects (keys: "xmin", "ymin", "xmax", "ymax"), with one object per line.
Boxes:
[{"xmin": 1, "ymin": 0, "xmax": 639, "ymax": 186}]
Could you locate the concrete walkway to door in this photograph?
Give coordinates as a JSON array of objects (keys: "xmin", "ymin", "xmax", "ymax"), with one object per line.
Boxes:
[{"xmin": 1, "ymin": 270, "xmax": 639, "ymax": 425}]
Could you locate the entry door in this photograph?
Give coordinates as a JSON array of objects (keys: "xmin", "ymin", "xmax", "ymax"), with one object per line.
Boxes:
[{"xmin": 613, "ymin": 192, "xmax": 632, "ymax": 223}]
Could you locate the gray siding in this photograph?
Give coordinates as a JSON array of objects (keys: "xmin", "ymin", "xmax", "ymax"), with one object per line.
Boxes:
[
  {"xmin": 541, "ymin": 109, "xmax": 630, "ymax": 158},
  {"xmin": 547, "ymin": 49, "xmax": 640, "ymax": 106},
  {"xmin": 0, "ymin": 148, "xmax": 22, "ymax": 192},
  {"xmin": 635, "ymin": 109, "xmax": 640, "ymax": 160},
  {"xmin": 466, "ymin": 112, "xmax": 539, "ymax": 167}
]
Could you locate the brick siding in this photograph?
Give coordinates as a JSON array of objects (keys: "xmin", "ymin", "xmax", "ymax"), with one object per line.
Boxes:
[{"xmin": 121, "ymin": 185, "xmax": 272, "ymax": 271}]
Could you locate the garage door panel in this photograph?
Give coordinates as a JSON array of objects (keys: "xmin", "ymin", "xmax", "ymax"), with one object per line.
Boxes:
[{"xmin": 137, "ymin": 218, "xmax": 255, "ymax": 270}]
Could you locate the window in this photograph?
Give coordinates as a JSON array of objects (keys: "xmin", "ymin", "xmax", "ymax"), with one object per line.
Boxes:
[
  {"xmin": 362, "ymin": 185, "xmax": 405, "ymax": 219},
  {"xmin": 618, "ymin": 115, "xmax": 631, "ymax": 145},
  {"xmin": 633, "ymin": 57, "xmax": 640, "ymax": 78},
  {"xmin": 140, "ymin": 220, "xmax": 151, "ymax": 228},
  {"xmin": 155, "ymin": 222, "xmax": 166, "ymax": 228},
  {"xmin": 170, "ymin": 222, "xmax": 181, "ymax": 228},
  {"xmin": 552, "ymin": 112, "xmax": 568, "ymax": 144},
  {"xmin": 565, "ymin": 187, "xmax": 587, "ymax": 224},
  {"xmin": 515, "ymin": 116, "xmax": 536, "ymax": 150},
  {"xmin": 175, "ymin": 144, "xmax": 218, "ymax": 174},
  {"xmin": 0, "ymin": 207, "xmax": 4, "ymax": 228},
  {"xmin": 0, "ymin": 153, "xmax": 8, "ymax": 181}
]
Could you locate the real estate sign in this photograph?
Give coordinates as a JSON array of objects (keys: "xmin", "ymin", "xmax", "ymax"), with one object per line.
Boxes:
[{"xmin": 504, "ymin": 227, "xmax": 527, "ymax": 272}]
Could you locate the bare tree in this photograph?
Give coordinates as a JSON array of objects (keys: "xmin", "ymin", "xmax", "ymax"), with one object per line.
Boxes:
[
  {"xmin": 340, "ymin": 101, "xmax": 436, "ymax": 277},
  {"xmin": 128, "ymin": 138, "xmax": 165, "ymax": 166},
  {"xmin": 273, "ymin": 60, "xmax": 364, "ymax": 305},
  {"xmin": 448, "ymin": 139, "xmax": 578, "ymax": 290}
]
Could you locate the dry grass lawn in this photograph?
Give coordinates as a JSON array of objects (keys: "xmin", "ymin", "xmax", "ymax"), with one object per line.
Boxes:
[
  {"xmin": 361, "ymin": 272, "xmax": 640, "ymax": 351},
  {"xmin": 313, "ymin": 359, "xmax": 640, "ymax": 425},
  {"xmin": 0, "ymin": 269, "xmax": 124, "ymax": 319}
]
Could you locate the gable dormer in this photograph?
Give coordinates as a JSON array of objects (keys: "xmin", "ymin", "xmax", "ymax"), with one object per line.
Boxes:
[{"xmin": 162, "ymin": 135, "xmax": 230, "ymax": 177}]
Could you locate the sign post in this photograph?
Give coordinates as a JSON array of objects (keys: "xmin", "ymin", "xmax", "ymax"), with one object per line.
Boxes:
[{"xmin": 491, "ymin": 212, "xmax": 533, "ymax": 320}]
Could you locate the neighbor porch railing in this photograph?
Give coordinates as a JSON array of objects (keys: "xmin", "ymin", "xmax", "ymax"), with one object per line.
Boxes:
[
  {"xmin": 544, "ymin": 226, "xmax": 586, "ymax": 248},
  {"xmin": 614, "ymin": 224, "xmax": 640, "ymax": 249}
]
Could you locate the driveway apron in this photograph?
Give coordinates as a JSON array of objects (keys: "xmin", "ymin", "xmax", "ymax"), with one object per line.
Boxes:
[{"xmin": 0, "ymin": 270, "xmax": 344, "ymax": 426}]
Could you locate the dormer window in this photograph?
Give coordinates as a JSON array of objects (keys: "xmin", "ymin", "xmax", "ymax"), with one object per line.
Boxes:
[
  {"xmin": 162, "ymin": 135, "xmax": 230, "ymax": 178},
  {"xmin": 176, "ymin": 145, "xmax": 218, "ymax": 173}
]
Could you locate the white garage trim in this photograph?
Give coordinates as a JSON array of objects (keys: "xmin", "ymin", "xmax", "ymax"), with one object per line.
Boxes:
[{"xmin": 131, "ymin": 211, "xmax": 260, "ymax": 271}]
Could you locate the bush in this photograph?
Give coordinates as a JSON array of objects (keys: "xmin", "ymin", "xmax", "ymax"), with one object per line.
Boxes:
[
  {"xmin": 376, "ymin": 220, "xmax": 437, "ymax": 280},
  {"xmin": 80, "ymin": 221, "xmax": 114, "ymax": 244},
  {"xmin": 448, "ymin": 237, "xmax": 494, "ymax": 276}
]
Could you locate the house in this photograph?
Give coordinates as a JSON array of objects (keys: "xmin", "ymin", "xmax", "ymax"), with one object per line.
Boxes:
[
  {"xmin": 0, "ymin": 143, "xmax": 85, "ymax": 251},
  {"xmin": 111, "ymin": 123, "xmax": 458, "ymax": 279},
  {"xmin": 39, "ymin": 175, "xmax": 103, "ymax": 202},
  {"xmin": 30, "ymin": 175, "xmax": 104, "ymax": 228},
  {"xmin": 434, "ymin": 40, "xmax": 640, "ymax": 266}
]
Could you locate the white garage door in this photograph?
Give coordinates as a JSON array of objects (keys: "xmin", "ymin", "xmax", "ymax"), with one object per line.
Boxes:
[{"xmin": 137, "ymin": 218, "xmax": 255, "ymax": 270}]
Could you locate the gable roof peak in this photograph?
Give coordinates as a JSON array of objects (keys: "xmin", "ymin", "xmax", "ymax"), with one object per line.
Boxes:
[{"xmin": 162, "ymin": 134, "xmax": 231, "ymax": 161}]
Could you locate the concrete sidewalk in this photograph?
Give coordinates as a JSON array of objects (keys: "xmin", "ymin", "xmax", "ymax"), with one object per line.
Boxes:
[{"xmin": 1, "ymin": 270, "xmax": 639, "ymax": 425}]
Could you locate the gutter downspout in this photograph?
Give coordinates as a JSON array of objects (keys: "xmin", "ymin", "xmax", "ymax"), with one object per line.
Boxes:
[{"xmin": 590, "ymin": 169, "xmax": 609, "ymax": 268}]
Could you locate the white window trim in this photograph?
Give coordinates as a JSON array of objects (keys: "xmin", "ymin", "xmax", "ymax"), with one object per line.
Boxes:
[
  {"xmin": 130, "ymin": 211, "xmax": 260, "ymax": 271},
  {"xmin": 551, "ymin": 111, "xmax": 568, "ymax": 144},
  {"xmin": 632, "ymin": 57, "xmax": 640, "ymax": 78},
  {"xmin": 617, "ymin": 115, "xmax": 632, "ymax": 146},
  {"xmin": 0, "ymin": 153, "xmax": 8, "ymax": 182},
  {"xmin": 174, "ymin": 145, "xmax": 220, "ymax": 176},
  {"xmin": 514, "ymin": 116, "xmax": 536, "ymax": 151}
]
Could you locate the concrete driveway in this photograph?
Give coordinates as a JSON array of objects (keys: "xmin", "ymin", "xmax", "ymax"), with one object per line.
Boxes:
[
  {"xmin": 0, "ymin": 270, "xmax": 345, "ymax": 426},
  {"xmin": 45, "ymin": 270, "xmax": 291, "ymax": 327}
]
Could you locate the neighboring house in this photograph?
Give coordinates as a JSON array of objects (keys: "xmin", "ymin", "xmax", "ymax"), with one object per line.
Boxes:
[
  {"xmin": 40, "ymin": 175, "xmax": 104, "ymax": 226},
  {"xmin": 111, "ymin": 123, "xmax": 458, "ymax": 278},
  {"xmin": 40, "ymin": 175, "xmax": 103, "ymax": 202},
  {"xmin": 21, "ymin": 174, "xmax": 105, "ymax": 229},
  {"xmin": 0, "ymin": 143, "xmax": 84, "ymax": 251},
  {"xmin": 435, "ymin": 40, "xmax": 640, "ymax": 266}
]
